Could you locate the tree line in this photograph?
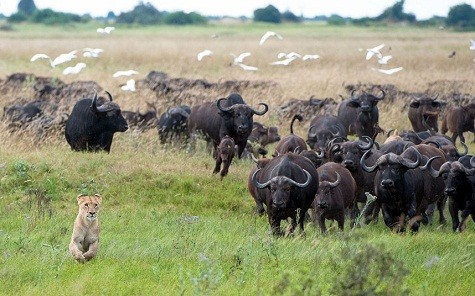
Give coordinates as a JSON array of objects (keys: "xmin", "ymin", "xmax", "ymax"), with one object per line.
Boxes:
[{"xmin": 3, "ymin": 0, "xmax": 475, "ymax": 30}]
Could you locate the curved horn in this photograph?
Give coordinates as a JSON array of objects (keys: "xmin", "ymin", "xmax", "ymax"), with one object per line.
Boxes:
[
  {"xmin": 457, "ymin": 141, "xmax": 468, "ymax": 157},
  {"xmin": 327, "ymin": 136, "xmax": 347, "ymax": 149},
  {"xmin": 217, "ymin": 98, "xmax": 233, "ymax": 112},
  {"xmin": 360, "ymin": 150, "xmax": 380, "ymax": 173},
  {"xmin": 308, "ymin": 124, "xmax": 318, "ymax": 138},
  {"xmin": 251, "ymin": 153, "xmax": 259, "ymax": 164},
  {"xmin": 328, "ymin": 172, "xmax": 341, "ymax": 188},
  {"xmin": 330, "ymin": 143, "xmax": 342, "ymax": 155},
  {"xmin": 387, "ymin": 129, "xmax": 395, "ymax": 138},
  {"xmin": 90, "ymin": 91, "xmax": 98, "ymax": 111},
  {"xmin": 358, "ymin": 136, "xmax": 373, "ymax": 150},
  {"xmin": 286, "ymin": 169, "xmax": 312, "ymax": 188},
  {"xmin": 315, "ymin": 149, "xmax": 324, "ymax": 158},
  {"xmin": 431, "ymin": 93, "xmax": 439, "ymax": 100},
  {"xmin": 462, "ymin": 162, "xmax": 475, "ymax": 176},
  {"xmin": 350, "ymin": 89, "xmax": 358, "ymax": 98},
  {"xmin": 105, "ymin": 91, "xmax": 113, "ymax": 102},
  {"xmin": 420, "ymin": 156, "xmax": 442, "ymax": 178},
  {"xmin": 399, "ymin": 147, "xmax": 421, "ymax": 169},
  {"xmin": 252, "ymin": 169, "xmax": 272, "ymax": 189},
  {"xmin": 251, "ymin": 103, "xmax": 269, "ymax": 116},
  {"xmin": 374, "ymin": 89, "xmax": 385, "ymax": 100},
  {"xmin": 293, "ymin": 146, "xmax": 301, "ymax": 154},
  {"xmin": 470, "ymin": 155, "xmax": 475, "ymax": 168},
  {"xmin": 424, "ymin": 140, "xmax": 441, "ymax": 149}
]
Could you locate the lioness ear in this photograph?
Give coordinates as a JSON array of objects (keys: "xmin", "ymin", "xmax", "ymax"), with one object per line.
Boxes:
[
  {"xmin": 94, "ymin": 194, "xmax": 102, "ymax": 204},
  {"xmin": 76, "ymin": 194, "xmax": 85, "ymax": 204}
]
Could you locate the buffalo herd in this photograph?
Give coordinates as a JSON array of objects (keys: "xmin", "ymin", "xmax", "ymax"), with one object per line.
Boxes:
[{"xmin": 2, "ymin": 72, "xmax": 475, "ymax": 236}]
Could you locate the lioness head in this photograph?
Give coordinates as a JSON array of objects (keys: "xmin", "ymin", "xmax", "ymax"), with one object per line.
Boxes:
[{"xmin": 77, "ymin": 194, "xmax": 102, "ymax": 221}]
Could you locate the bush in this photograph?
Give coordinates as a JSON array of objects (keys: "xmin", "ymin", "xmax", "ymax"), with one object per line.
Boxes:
[
  {"xmin": 254, "ymin": 5, "xmax": 281, "ymax": 23},
  {"xmin": 281, "ymin": 10, "xmax": 301, "ymax": 23},
  {"xmin": 31, "ymin": 9, "xmax": 82, "ymax": 24},
  {"xmin": 163, "ymin": 11, "xmax": 207, "ymax": 25},
  {"xmin": 7, "ymin": 12, "xmax": 28, "ymax": 23},
  {"xmin": 446, "ymin": 4, "xmax": 475, "ymax": 30},
  {"xmin": 116, "ymin": 2, "xmax": 163, "ymax": 25}
]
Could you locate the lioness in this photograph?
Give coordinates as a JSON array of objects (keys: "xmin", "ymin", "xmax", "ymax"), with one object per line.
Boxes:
[{"xmin": 69, "ymin": 194, "xmax": 101, "ymax": 263}]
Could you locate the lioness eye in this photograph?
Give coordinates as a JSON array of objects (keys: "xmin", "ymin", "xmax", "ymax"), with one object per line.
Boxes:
[
  {"xmin": 84, "ymin": 203, "xmax": 88, "ymax": 207},
  {"xmin": 94, "ymin": 203, "xmax": 98, "ymax": 208}
]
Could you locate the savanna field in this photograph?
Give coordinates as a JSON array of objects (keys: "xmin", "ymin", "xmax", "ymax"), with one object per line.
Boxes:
[{"xmin": 1, "ymin": 22, "xmax": 475, "ymax": 295}]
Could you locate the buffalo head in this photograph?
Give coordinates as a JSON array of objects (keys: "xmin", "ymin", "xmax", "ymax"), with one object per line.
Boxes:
[{"xmin": 217, "ymin": 98, "xmax": 268, "ymax": 135}]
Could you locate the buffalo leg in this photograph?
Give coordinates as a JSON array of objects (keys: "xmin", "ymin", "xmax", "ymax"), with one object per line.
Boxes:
[
  {"xmin": 449, "ymin": 201, "xmax": 460, "ymax": 232},
  {"xmin": 213, "ymin": 157, "xmax": 222, "ymax": 174},
  {"xmin": 337, "ymin": 214, "xmax": 345, "ymax": 231}
]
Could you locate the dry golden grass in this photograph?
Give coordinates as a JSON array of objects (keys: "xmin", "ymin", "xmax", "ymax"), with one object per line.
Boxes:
[{"xmin": 1, "ymin": 23, "xmax": 474, "ymax": 148}]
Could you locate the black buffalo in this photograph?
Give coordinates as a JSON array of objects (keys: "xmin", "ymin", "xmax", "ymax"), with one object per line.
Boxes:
[
  {"xmin": 313, "ymin": 162, "xmax": 356, "ymax": 233},
  {"xmin": 65, "ymin": 91, "xmax": 128, "ymax": 152},
  {"xmin": 3, "ymin": 100, "xmax": 42, "ymax": 123},
  {"xmin": 408, "ymin": 95, "xmax": 445, "ymax": 132},
  {"xmin": 274, "ymin": 115, "xmax": 308, "ymax": 157},
  {"xmin": 306, "ymin": 115, "xmax": 347, "ymax": 152},
  {"xmin": 122, "ymin": 104, "xmax": 158, "ymax": 131},
  {"xmin": 337, "ymin": 89, "xmax": 385, "ymax": 139},
  {"xmin": 251, "ymin": 153, "xmax": 319, "ymax": 235},
  {"xmin": 188, "ymin": 93, "xmax": 268, "ymax": 158},
  {"xmin": 441, "ymin": 103, "xmax": 475, "ymax": 144},
  {"xmin": 157, "ymin": 105, "xmax": 191, "ymax": 144},
  {"xmin": 213, "ymin": 135, "xmax": 235, "ymax": 180}
]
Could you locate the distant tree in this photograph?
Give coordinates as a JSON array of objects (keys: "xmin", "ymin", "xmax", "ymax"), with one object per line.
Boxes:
[
  {"xmin": 31, "ymin": 9, "xmax": 82, "ymax": 24},
  {"xmin": 7, "ymin": 12, "xmax": 28, "ymax": 23},
  {"xmin": 281, "ymin": 10, "xmax": 301, "ymax": 23},
  {"xmin": 327, "ymin": 14, "xmax": 346, "ymax": 25},
  {"xmin": 446, "ymin": 4, "xmax": 475, "ymax": 29},
  {"xmin": 163, "ymin": 11, "xmax": 207, "ymax": 25},
  {"xmin": 376, "ymin": 0, "xmax": 416, "ymax": 23},
  {"xmin": 254, "ymin": 5, "xmax": 281, "ymax": 23},
  {"xmin": 107, "ymin": 11, "xmax": 116, "ymax": 19},
  {"xmin": 116, "ymin": 2, "xmax": 163, "ymax": 25},
  {"xmin": 17, "ymin": 0, "xmax": 37, "ymax": 16}
]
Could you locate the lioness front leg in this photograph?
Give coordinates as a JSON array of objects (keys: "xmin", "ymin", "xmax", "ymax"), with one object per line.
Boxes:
[
  {"xmin": 83, "ymin": 241, "xmax": 99, "ymax": 261},
  {"xmin": 69, "ymin": 241, "xmax": 86, "ymax": 263}
]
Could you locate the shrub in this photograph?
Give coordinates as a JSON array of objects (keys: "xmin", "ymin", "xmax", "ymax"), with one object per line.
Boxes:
[{"xmin": 254, "ymin": 5, "xmax": 281, "ymax": 23}]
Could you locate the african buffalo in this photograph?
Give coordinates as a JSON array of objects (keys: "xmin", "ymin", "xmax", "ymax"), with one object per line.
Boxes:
[
  {"xmin": 122, "ymin": 104, "xmax": 158, "ymax": 131},
  {"xmin": 273, "ymin": 114, "xmax": 308, "ymax": 156},
  {"xmin": 188, "ymin": 93, "xmax": 268, "ymax": 158},
  {"xmin": 245, "ymin": 121, "xmax": 281, "ymax": 157},
  {"xmin": 251, "ymin": 153, "xmax": 319, "ymax": 235},
  {"xmin": 337, "ymin": 89, "xmax": 385, "ymax": 139},
  {"xmin": 306, "ymin": 115, "xmax": 347, "ymax": 152},
  {"xmin": 361, "ymin": 148, "xmax": 425, "ymax": 232},
  {"xmin": 65, "ymin": 91, "xmax": 128, "ymax": 152},
  {"xmin": 441, "ymin": 103, "xmax": 475, "ymax": 144},
  {"xmin": 408, "ymin": 95, "xmax": 445, "ymax": 132},
  {"xmin": 424, "ymin": 156, "xmax": 475, "ymax": 232},
  {"xmin": 313, "ymin": 162, "xmax": 356, "ymax": 233},
  {"xmin": 157, "ymin": 105, "xmax": 191, "ymax": 144},
  {"xmin": 3, "ymin": 101, "xmax": 42, "ymax": 123},
  {"xmin": 213, "ymin": 135, "xmax": 235, "ymax": 180}
]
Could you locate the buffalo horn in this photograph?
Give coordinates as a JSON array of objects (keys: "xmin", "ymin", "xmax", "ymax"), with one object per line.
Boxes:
[
  {"xmin": 285, "ymin": 169, "xmax": 312, "ymax": 188},
  {"xmin": 374, "ymin": 89, "xmax": 385, "ymax": 100},
  {"xmin": 424, "ymin": 140, "xmax": 440, "ymax": 149},
  {"xmin": 457, "ymin": 142, "xmax": 468, "ymax": 157},
  {"xmin": 252, "ymin": 169, "xmax": 272, "ymax": 189},
  {"xmin": 358, "ymin": 136, "xmax": 373, "ymax": 150},
  {"xmin": 90, "ymin": 91, "xmax": 98, "ymax": 111},
  {"xmin": 470, "ymin": 155, "xmax": 475, "ymax": 168},
  {"xmin": 315, "ymin": 149, "xmax": 324, "ymax": 158},
  {"xmin": 105, "ymin": 91, "xmax": 113, "ymax": 102},
  {"xmin": 251, "ymin": 103, "xmax": 269, "ymax": 116},
  {"xmin": 462, "ymin": 162, "xmax": 475, "ymax": 176},
  {"xmin": 307, "ymin": 124, "xmax": 318, "ymax": 138},
  {"xmin": 328, "ymin": 172, "xmax": 341, "ymax": 188},
  {"xmin": 399, "ymin": 147, "xmax": 421, "ymax": 169},
  {"xmin": 217, "ymin": 98, "xmax": 233, "ymax": 112},
  {"xmin": 419, "ymin": 156, "xmax": 442, "ymax": 178},
  {"xmin": 360, "ymin": 150, "xmax": 380, "ymax": 173}
]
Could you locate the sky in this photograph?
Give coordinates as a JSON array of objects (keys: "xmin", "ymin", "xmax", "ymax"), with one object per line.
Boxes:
[{"xmin": 0, "ymin": 0, "xmax": 474, "ymax": 20}]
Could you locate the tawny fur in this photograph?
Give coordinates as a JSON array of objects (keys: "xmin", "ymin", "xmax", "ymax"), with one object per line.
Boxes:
[{"xmin": 69, "ymin": 194, "xmax": 102, "ymax": 263}]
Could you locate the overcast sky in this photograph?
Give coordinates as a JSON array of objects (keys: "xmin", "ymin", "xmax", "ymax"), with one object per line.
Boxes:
[{"xmin": 1, "ymin": 0, "xmax": 474, "ymax": 20}]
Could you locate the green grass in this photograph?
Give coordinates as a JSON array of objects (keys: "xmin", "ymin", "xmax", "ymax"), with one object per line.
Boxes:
[{"xmin": 1, "ymin": 142, "xmax": 475, "ymax": 295}]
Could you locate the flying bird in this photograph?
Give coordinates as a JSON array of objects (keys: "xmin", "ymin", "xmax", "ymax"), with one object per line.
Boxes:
[
  {"xmin": 62, "ymin": 63, "xmax": 86, "ymax": 75},
  {"xmin": 270, "ymin": 56, "xmax": 297, "ymax": 66},
  {"xmin": 371, "ymin": 67, "xmax": 403, "ymax": 75},
  {"xmin": 83, "ymin": 48, "xmax": 104, "ymax": 58},
  {"xmin": 470, "ymin": 40, "xmax": 475, "ymax": 50},
  {"xmin": 259, "ymin": 31, "xmax": 283, "ymax": 45},
  {"xmin": 302, "ymin": 54, "xmax": 320, "ymax": 60},
  {"xmin": 30, "ymin": 50, "xmax": 77, "ymax": 67},
  {"xmin": 230, "ymin": 52, "xmax": 251, "ymax": 65},
  {"xmin": 197, "ymin": 50, "xmax": 213, "ymax": 61},
  {"xmin": 366, "ymin": 43, "xmax": 385, "ymax": 60},
  {"xmin": 97, "ymin": 26, "xmax": 115, "ymax": 34},
  {"xmin": 112, "ymin": 70, "xmax": 139, "ymax": 78},
  {"xmin": 237, "ymin": 63, "xmax": 258, "ymax": 71},
  {"xmin": 121, "ymin": 79, "xmax": 136, "ymax": 92},
  {"xmin": 377, "ymin": 55, "xmax": 393, "ymax": 64},
  {"xmin": 277, "ymin": 52, "xmax": 301, "ymax": 59}
]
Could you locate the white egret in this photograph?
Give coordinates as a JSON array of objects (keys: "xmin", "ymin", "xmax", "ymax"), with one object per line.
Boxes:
[
  {"xmin": 197, "ymin": 50, "xmax": 213, "ymax": 61},
  {"xmin": 302, "ymin": 54, "xmax": 320, "ymax": 60},
  {"xmin": 51, "ymin": 50, "xmax": 78, "ymax": 67},
  {"xmin": 371, "ymin": 67, "xmax": 403, "ymax": 75},
  {"xmin": 62, "ymin": 63, "xmax": 86, "ymax": 75},
  {"xmin": 470, "ymin": 40, "xmax": 475, "ymax": 51},
  {"xmin": 83, "ymin": 48, "xmax": 104, "ymax": 58},
  {"xmin": 366, "ymin": 44, "xmax": 385, "ymax": 60},
  {"xmin": 121, "ymin": 79, "xmax": 136, "ymax": 92},
  {"xmin": 112, "ymin": 70, "xmax": 139, "ymax": 78},
  {"xmin": 377, "ymin": 55, "xmax": 392, "ymax": 64},
  {"xmin": 230, "ymin": 52, "xmax": 251, "ymax": 65},
  {"xmin": 237, "ymin": 63, "xmax": 258, "ymax": 71},
  {"xmin": 97, "ymin": 26, "xmax": 115, "ymax": 34},
  {"xmin": 259, "ymin": 31, "xmax": 283, "ymax": 45},
  {"xmin": 270, "ymin": 56, "xmax": 297, "ymax": 66}
]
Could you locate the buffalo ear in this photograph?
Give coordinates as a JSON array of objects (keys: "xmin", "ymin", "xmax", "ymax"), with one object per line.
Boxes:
[
  {"xmin": 409, "ymin": 101, "xmax": 420, "ymax": 108},
  {"xmin": 347, "ymin": 100, "xmax": 360, "ymax": 108}
]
